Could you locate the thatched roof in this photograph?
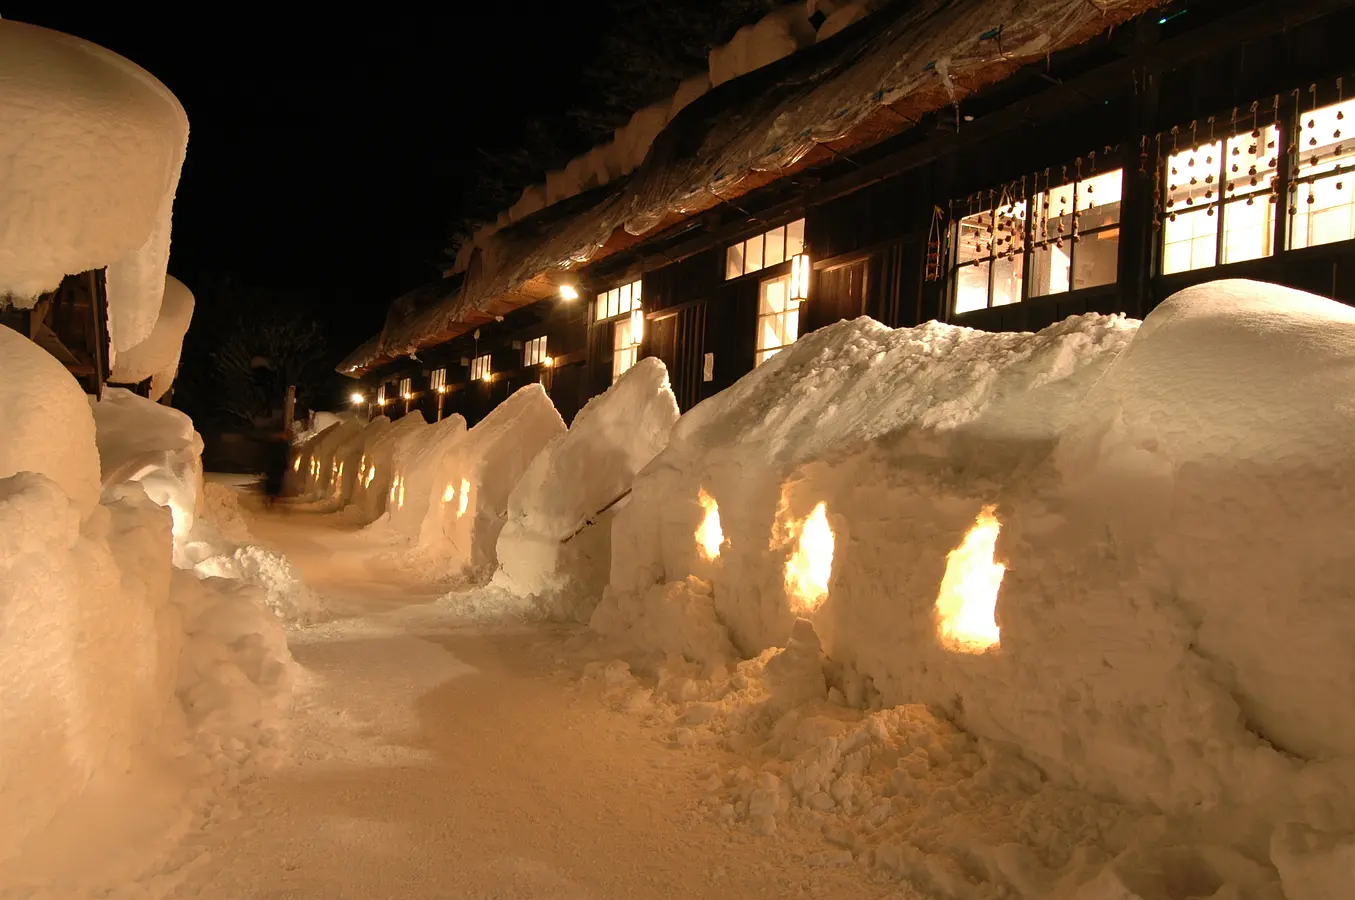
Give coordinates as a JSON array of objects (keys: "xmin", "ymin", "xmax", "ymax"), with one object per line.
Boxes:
[{"xmin": 344, "ymin": 0, "xmax": 1162, "ymax": 374}]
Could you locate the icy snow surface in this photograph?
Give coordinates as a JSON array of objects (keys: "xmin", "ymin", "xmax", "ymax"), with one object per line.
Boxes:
[{"xmin": 0, "ymin": 20, "xmax": 189, "ymax": 356}]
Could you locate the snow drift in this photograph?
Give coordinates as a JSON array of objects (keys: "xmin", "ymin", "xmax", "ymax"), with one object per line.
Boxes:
[
  {"xmin": 492, "ymin": 358, "xmax": 679, "ymax": 619},
  {"xmin": 593, "ymin": 280, "xmax": 1355, "ymax": 834},
  {"xmin": 0, "ymin": 20, "xmax": 189, "ymax": 356},
  {"xmin": 386, "ymin": 412, "xmax": 467, "ymax": 544}
]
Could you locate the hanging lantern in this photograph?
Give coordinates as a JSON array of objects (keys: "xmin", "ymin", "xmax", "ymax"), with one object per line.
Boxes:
[{"xmin": 789, "ymin": 253, "xmax": 812, "ymax": 302}]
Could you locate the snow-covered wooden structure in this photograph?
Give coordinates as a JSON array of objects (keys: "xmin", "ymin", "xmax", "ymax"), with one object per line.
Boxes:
[{"xmin": 342, "ymin": 0, "xmax": 1355, "ymax": 422}]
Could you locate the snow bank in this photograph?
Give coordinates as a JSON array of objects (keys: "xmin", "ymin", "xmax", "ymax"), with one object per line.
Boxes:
[
  {"xmin": 300, "ymin": 416, "xmax": 363, "ymax": 501},
  {"xmin": 421, "ymin": 385, "xmax": 565, "ymax": 578},
  {"xmin": 0, "ymin": 474, "xmax": 180, "ymax": 864},
  {"xmin": 594, "ymin": 281, "xmax": 1355, "ymax": 834},
  {"xmin": 0, "ymin": 21, "xmax": 189, "ymax": 356},
  {"xmin": 109, "ymin": 274, "xmax": 195, "ymax": 400},
  {"xmin": 492, "ymin": 358, "xmax": 679, "ymax": 619},
  {"xmin": 349, "ymin": 412, "xmax": 425, "ymax": 524},
  {"xmin": 0, "ymin": 325, "xmax": 101, "ymax": 514},
  {"xmin": 386, "ymin": 413, "xmax": 467, "ymax": 543},
  {"xmin": 90, "ymin": 387, "xmax": 203, "ymax": 547}
]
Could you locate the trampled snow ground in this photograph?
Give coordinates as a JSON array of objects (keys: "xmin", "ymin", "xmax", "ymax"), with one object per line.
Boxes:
[{"xmin": 153, "ymin": 490, "xmax": 900, "ymax": 900}]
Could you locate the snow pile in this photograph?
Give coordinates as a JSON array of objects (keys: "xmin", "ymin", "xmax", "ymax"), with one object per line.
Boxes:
[
  {"xmin": 188, "ymin": 543, "xmax": 323, "ymax": 626},
  {"xmin": 109, "ymin": 274, "xmax": 195, "ymax": 400},
  {"xmin": 586, "ymin": 280, "xmax": 1355, "ymax": 898},
  {"xmin": 709, "ymin": 5, "xmax": 817, "ymax": 87},
  {"xmin": 0, "ymin": 20, "xmax": 189, "ymax": 357},
  {"xmin": 809, "ymin": 0, "xmax": 887, "ymax": 41},
  {"xmin": 90, "ymin": 386, "xmax": 203, "ymax": 549},
  {"xmin": 299, "ymin": 416, "xmax": 363, "ymax": 502},
  {"xmin": 199, "ymin": 480, "xmax": 253, "ymax": 544},
  {"xmin": 417, "ymin": 385, "xmax": 565, "ymax": 580},
  {"xmin": 492, "ymin": 359, "xmax": 679, "ymax": 620},
  {"xmin": 0, "ymin": 325, "xmax": 101, "ymax": 513},
  {"xmin": 385, "ymin": 413, "xmax": 467, "ymax": 543}
]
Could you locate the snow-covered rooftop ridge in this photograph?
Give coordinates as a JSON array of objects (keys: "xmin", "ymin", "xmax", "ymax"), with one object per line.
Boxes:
[
  {"xmin": 354, "ymin": 0, "xmax": 1161, "ymax": 369},
  {"xmin": 0, "ymin": 20, "xmax": 189, "ymax": 358}
]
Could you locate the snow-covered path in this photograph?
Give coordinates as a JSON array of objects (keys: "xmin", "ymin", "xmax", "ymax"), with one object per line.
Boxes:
[{"xmin": 160, "ymin": 504, "xmax": 896, "ymax": 900}]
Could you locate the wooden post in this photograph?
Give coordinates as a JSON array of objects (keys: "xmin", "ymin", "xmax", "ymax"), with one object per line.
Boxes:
[{"xmin": 282, "ymin": 384, "xmax": 296, "ymax": 439}]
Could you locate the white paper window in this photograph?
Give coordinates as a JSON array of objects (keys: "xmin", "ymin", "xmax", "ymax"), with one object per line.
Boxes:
[
  {"xmin": 1162, "ymin": 122, "xmax": 1279, "ymax": 274},
  {"xmin": 376, "ymin": 384, "xmax": 387, "ymax": 405},
  {"xmin": 756, "ymin": 273, "xmax": 800, "ymax": 366},
  {"xmin": 429, "ymin": 368, "xmax": 446, "ymax": 392},
  {"xmin": 612, "ymin": 311, "xmax": 642, "ymax": 383},
  {"xmin": 523, "ymin": 336, "xmax": 548, "ymax": 367},
  {"xmin": 470, "ymin": 354, "xmax": 491, "ymax": 381},
  {"xmin": 1291, "ymin": 98, "xmax": 1355, "ymax": 251},
  {"xmin": 595, "ymin": 279, "xmax": 642, "ymax": 321},
  {"xmin": 726, "ymin": 219, "xmax": 806, "ymax": 280},
  {"xmin": 398, "ymin": 376, "xmax": 412, "ymax": 399},
  {"xmin": 1029, "ymin": 169, "xmax": 1122, "ymax": 297}
]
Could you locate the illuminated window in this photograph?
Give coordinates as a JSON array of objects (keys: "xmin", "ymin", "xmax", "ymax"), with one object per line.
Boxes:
[
  {"xmin": 726, "ymin": 219, "xmax": 805, "ymax": 280},
  {"xmin": 398, "ymin": 376, "xmax": 412, "ymax": 399},
  {"xmin": 612, "ymin": 309, "xmax": 642, "ymax": 382},
  {"xmin": 1290, "ymin": 98, "xmax": 1355, "ymax": 250},
  {"xmin": 756, "ymin": 273, "xmax": 800, "ymax": 365},
  {"xmin": 376, "ymin": 384, "xmax": 387, "ymax": 405},
  {"xmin": 470, "ymin": 354, "xmax": 491, "ymax": 381},
  {"xmin": 952, "ymin": 193, "xmax": 1026, "ymax": 314},
  {"xmin": 523, "ymin": 336, "xmax": 548, "ymax": 366},
  {"xmin": 595, "ymin": 279, "xmax": 642, "ymax": 321},
  {"xmin": 1029, "ymin": 169, "xmax": 1122, "ymax": 296},
  {"xmin": 950, "ymin": 165, "xmax": 1123, "ymax": 315},
  {"xmin": 1162, "ymin": 121, "xmax": 1279, "ymax": 273},
  {"xmin": 429, "ymin": 367, "xmax": 446, "ymax": 392}
]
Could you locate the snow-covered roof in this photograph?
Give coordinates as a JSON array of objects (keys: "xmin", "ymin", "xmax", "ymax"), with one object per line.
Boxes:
[
  {"xmin": 0, "ymin": 20, "xmax": 189, "ymax": 359},
  {"xmin": 345, "ymin": 0, "xmax": 1161, "ymax": 374}
]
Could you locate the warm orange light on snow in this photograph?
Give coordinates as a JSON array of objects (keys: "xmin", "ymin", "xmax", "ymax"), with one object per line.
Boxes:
[
  {"xmin": 364, "ymin": 465, "xmax": 376, "ymax": 488},
  {"xmin": 785, "ymin": 502, "xmax": 834, "ymax": 611},
  {"xmin": 292, "ymin": 457, "xmax": 300, "ymax": 472},
  {"xmin": 442, "ymin": 483, "xmax": 456, "ymax": 503},
  {"xmin": 935, "ymin": 506, "xmax": 1004, "ymax": 653},
  {"xmin": 457, "ymin": 478, "xmax": 470, "ymax": 517},
  {"xmin": 695, "ymin": 489, "xmax": 724, "ymax": 560}
]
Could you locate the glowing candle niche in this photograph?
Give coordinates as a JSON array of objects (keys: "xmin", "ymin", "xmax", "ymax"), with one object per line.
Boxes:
[
  {"xmin": 695, "ymin": 489, "xmax": 724, "ymax": 560},
  {"xmin": 442, "ymin": 483, "xmax": 456, "ymax": 503},
  {"xmin": 784, "ymin": 501, "xmax": 834, "ymax": 612},
  {"xmin": 935, "ymin": 505, "xmax": 1004, "ymax": 653},
  {"xmin": 457, "ymin": 478, "xmax": 470, "ymax": 518}
]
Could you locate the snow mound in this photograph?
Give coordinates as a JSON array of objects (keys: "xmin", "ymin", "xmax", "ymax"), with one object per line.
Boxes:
[
  {"xmin": 189, "ymin": 544, "xmax": 323, "ymax": 626},
  {"xmin": 90, "ymin": 386, "xmax": 203, "ymax": 547},
  {"xmin": 709, "ymin": 5, "xmax": 817, "ymax": 87},
  {"xmin": 109, "ymin": 274, "xmax": 195, "ymax": 399},
  {"xmin": 493, "ymin": 358, "xmax": 679, "ymax": 619},
  {"xmin": 420, "ymin": 384, "xmax": 566, "ymax": 579},
  {"xmin": 299, "ymin": 416, "xmax": 363, "ymax": 502},
  {"xmin": 199, "ymin": 480, "xmax": 253, "ymax": 545},
  {"xmin": 0, "ymin": 325, "xmax": 101, "ymax": 513},
  {"xmin": 349, "ymin": 413, "xmax": 423, "ymax": 523},
  {"xmin": 0, "ymin": 20, "xmax": 189, "ymax": 356}
]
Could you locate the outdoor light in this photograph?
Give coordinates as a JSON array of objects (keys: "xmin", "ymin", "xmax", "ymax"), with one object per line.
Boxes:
[
  {"xmin": 402, "ymin": 392, "xmax": 411, "ymax": 401},
  {"xmin": 437, "ymin": 385, "xmax": 447, "ymax": 394},
  {"xmin": 543, "ymin": 356, "xmax": 554, "ymax": 368},
  {"xmin": 350, "ymin": 392, "xmax": 365, "ymax": 405},
  {"xmin": 559, "ymin": 284, "xmax": 579, "ymax": 301},
  {"xmin": 630, "ymin": 307, "xmax": 644, "ymax": 343},
  {"xmin": 482, "ymin": 371, "xmax": 493, "ymax": 383},
  {"xmin": 789, "ymin": 253, "xmax": 812, "ymax": 302}
]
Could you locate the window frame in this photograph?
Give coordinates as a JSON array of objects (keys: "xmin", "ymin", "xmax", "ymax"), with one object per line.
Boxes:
[
  {"xmin": 523, "ymin": 336, "xmax": 548, "ymax": 367},
  {"xmin": 611, "ymin": 310, "xmax": 642, "ymax": 383},
  {"xmin": 595, "ymin": 279, "xmax": 643, "ymax": 322},
  {"xmin": 726, "ymin": 219, "xmax": 806, "ymax": 281},
  {"xmin": 398, "ymin": 376, "xmax": 412, "ymax": 399},
  {"xmin": 1288, "ymin": 96, "xmax": 1355, "ymax": 252},
  {"xmin": 470, "ymin": 354, "xmax": 492, "ymax": 382},
  {"xmin": 754, "ymin": 271, "xmax": 801, "ymax": 366},
  {"xmin": 429, "ymin": 367, "xmax": 446, "ymax": 392}
]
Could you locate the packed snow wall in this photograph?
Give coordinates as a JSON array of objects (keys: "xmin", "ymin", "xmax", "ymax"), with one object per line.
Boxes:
[
  {"xmin": 385, "ymin": 412, "xmax": 467, "ymax": 543},
  {"xmin": 348, "ymin": 412, "xmax": 426, "ymax": 524},
  {"xmin": 594, "ymin": 281, "xmax": 1355, "ymax": 825},
  {"xmin": 300, "ymin": 417, "xmax": 362, "ymax": 501},
  {"xmin": 109, "ymin": 274, "xmax": 195, "ymax": 400},
  {"xmin": 493, "ymin": 359, "xmax": 679, "ymax": 620},
  {"xmin": 0, "ymin": 21, "xmax": 189, "ymax": 357},
  {"xmin": 419, "ymin": 385, "xmax": 565, "ymax": 577}
]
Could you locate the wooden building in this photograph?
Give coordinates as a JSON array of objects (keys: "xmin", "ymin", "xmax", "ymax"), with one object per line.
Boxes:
[{"xmin": 341, "ymin": 0, "xmax": 1355, "ymax": 425}]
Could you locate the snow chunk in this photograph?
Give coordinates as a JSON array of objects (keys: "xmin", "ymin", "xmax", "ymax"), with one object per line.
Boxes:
[
  {"xmin": 709, "ymin": 6, "xmax": 817, "ymax": 87},
  {"xmin": 109, "ymin": 274, "xmax": 195, "ymax": 400},
  {"xmin": 493, "ymin": 357, "xmax": 679, "ymax": 619},
  {"xmin": 0, "ymin": 325, "xmax": 101, "ymax": 513},
  {"xmin": 0, "ymin": 21, "xmax": 189, "ymax": 355}
]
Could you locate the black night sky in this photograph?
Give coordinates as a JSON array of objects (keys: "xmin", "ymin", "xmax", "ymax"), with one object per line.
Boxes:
[{"xmin": 4, "ymin": 8, "xmax": 608, "ymax": 359}]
